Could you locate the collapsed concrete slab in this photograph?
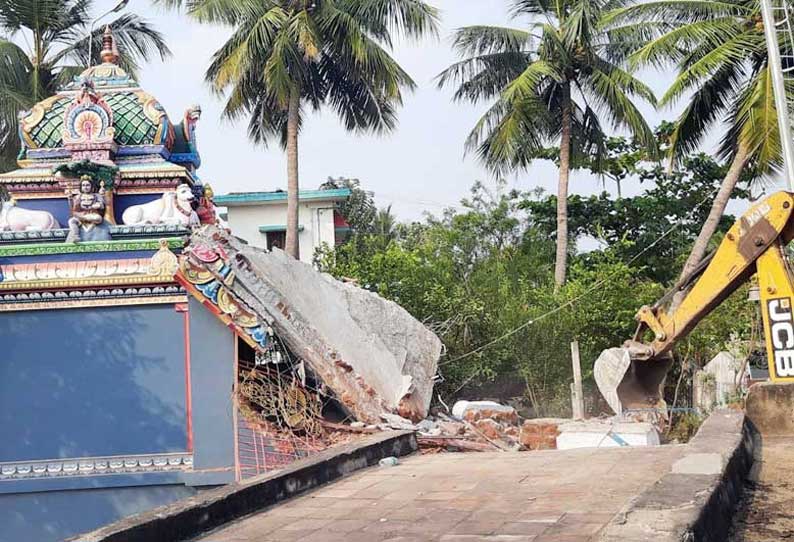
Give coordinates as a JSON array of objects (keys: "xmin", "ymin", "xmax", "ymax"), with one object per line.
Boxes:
[{"xmin": 177, "ymin": 226, "xmax": 442, "ymax": 424}]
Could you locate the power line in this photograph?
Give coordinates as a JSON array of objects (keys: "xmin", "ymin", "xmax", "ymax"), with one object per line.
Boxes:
[{"xmin": 439, "ymin": 187, "xmax": 721, "ymax": 367}]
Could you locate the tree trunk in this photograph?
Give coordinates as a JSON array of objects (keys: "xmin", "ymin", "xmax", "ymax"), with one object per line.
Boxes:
[
  {"xmin": 678, "ymin": 143, "xmax": 750, "ymax": 281},
  {"xmin": 285, "ymin": 88, "xmax": 300, "ymax": 259},
  {"xmin": 554, "ymin": 84, "xmax": 572, "ymax": 290}
]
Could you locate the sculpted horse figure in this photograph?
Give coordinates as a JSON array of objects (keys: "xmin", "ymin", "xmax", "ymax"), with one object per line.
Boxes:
[
  {"xmin": 0, "ymin": 200, "xmax": 59, "ymax": 231},
  {"xmin": 121, "ymin": 184, "xmax": 200, "ymax": 227}
]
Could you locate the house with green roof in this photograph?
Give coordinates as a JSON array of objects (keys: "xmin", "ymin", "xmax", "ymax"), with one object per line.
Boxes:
[{"xmin": 214, "ymin": 188, "xmax": 351, "ymax": 262}]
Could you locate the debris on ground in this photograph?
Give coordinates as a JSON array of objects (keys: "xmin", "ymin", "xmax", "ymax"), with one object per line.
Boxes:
[
  {"xmin": 378, "ymin": 456, "xmax": 400, "ymax": 467},
  {"xmin": 451, "ymin": 400, "xmax": 519, "ymax": 424},
  {"xmin": 520, "ymin": 419, "xmax": 564, "ymax": 450},
  {"xmin": 183, "ymin": 227, "xmax": 659, "ymax": 463}
]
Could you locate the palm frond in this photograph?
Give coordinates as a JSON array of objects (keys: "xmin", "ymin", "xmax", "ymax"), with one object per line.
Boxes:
[
  {"xmin": 450, "ymin": 26, "xmax": 533, "ymax": 56},
  {"xmin": 56, "ymin": 13, "xmax": 171, "ymax": 73},
  {"xmin": 0, "ymin": 37, "xmax": 33, "ymax": 171},
  {"xmin": 628, "ymin": 17, "xmax": 743, "ymax": 70},
  {"xmin": 186, "ymin": 0, "xmax": 269, "ymax": 26},
  {"xmin": 466, "ymin": 96, "xmax": 551, "ymax": 174},
  {"xmin": 0, "ymin": 0, "xmax": 71, "ymax": 34},
  {"xmin": 436, "ymin": 52, "xmax": 530, "ymax": 102},
  {"xmin": 602, "ymin": 1, "xmax": 750, "ymax": 28},
  {"xmin": 721, "ymin": 65, "xmax": 781, "ymax": 173},
  {"xmin": 343, "ymin": 0, "xmax": 440, "ymax": 41},
  {"xmin": 661, "ymin": 31, "xmax": 755, "ymax": 107},
  {"xmin": 563, "ymin": 0, "xmax": 596, "ymax": 49},
  {"xmin": 666, "ymin": 61, "xmax": 745, "ymax": 160},
  {"xmin": 501, "ymin": 59, "xmax": 562, "ymax": 107},
  {"xmin": 585, "ymin": 69, "xmax": 656, "ymax": 151},
  {"xmin": 509, "ymin": 0, "xmax": 554, "ymax": 18}
]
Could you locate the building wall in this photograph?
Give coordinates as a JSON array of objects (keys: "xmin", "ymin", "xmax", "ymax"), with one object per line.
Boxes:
[
  {"xmin": 0, "ymin": 484, "xmax": 196, "ymax": 542},
  {"xmin": 225, "ymin": 202, "xmax": 338, "ymax": 262},
  {"xmin": 0, "ymin": 301, "xmax": 238, "ymax": 542},
  {"xmin": 187, "ymin": 296, "xmax": 236, "ymax": 474},
  {"xmin": 0, "ymin": 305, "xmax": 189, "ymax": 462}
]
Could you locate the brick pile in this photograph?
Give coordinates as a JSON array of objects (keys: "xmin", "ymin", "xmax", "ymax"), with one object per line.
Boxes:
[{"xmin": 405, "ymin": 402, "xmax": 565, "ymax": 453}]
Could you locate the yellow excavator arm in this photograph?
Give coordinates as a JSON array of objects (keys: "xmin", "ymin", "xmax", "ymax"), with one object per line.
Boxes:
[{"xmin": 596, "ymin": 191, "xmax": 794, "ymax": 414}]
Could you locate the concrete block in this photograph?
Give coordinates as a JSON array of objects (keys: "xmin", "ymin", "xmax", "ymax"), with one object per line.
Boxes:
[
  {"xmin": 597, "ymin": 409, "xmax": 757, "ymax": 542},
  {"xmin": 745, "ymin": 381, "xmax": 794, "ymax": 437},
  {"xmin": 556, "ymin": 420, "xmax": 659, "ymax": 450}
]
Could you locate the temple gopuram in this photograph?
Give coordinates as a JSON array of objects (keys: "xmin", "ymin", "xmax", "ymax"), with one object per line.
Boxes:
[{"xmin": 0, "ymin": 29, "xmax": 236, "ymax": 542}]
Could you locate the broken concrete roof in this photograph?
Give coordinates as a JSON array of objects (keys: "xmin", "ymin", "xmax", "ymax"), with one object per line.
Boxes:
[{"xmin": 177, "ymin": 225, "xmax": 442, "ymax": 424}]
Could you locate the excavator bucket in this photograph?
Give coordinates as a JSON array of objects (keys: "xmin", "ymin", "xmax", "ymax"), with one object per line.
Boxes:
[{"xmin": 594, "ymin": 348, "xmax": 673, "ymax": 415}]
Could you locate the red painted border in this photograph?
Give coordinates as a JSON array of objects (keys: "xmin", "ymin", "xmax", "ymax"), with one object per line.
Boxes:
[
  {"xmin": 175, "ymin": 302, "xmax": 194, "ymax": 452},
  {"xmin": 233, "ymin": 338, "xmax": 241, "ymax": 482}
]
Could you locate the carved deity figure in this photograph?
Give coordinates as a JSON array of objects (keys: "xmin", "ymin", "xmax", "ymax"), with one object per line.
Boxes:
[
  {"xmin": 66, "ymin": 176, "xmax": 112, "ymax": 243},
  {"xmin": 195, "ymin": 183, "xmax": 218, "ymax": 225}
]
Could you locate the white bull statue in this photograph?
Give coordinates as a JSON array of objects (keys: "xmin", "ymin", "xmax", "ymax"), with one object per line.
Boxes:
[
  {"xmin": 0, "ymin": 200, "xmax": 59, "ymax": 231},
  {"xmin": 122, "ymin": 184, "xmax": 200, "ymax": 227}
]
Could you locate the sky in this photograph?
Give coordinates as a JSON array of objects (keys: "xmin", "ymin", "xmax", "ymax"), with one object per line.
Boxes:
[{"xmin": 129, "ymin": 0, "xmax": 781, "ymax": 220}]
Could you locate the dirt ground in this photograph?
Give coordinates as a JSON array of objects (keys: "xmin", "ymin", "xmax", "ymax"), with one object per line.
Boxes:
[{"xmin": 731, "ymin": 437, "xmax": 794, "ymax": 541}]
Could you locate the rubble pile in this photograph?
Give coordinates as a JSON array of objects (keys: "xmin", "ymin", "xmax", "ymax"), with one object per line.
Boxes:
[
  {"xmin": 182, "ymin": 227, "xmax": 573, "ymax": 457},
  {"xmin": 376, "ymin": 400, "xmax": 565, "ymax": 453}
]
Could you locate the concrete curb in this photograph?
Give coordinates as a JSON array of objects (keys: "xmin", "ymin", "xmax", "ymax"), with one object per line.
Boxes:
[
  {"xmin": 70, "ymin": 430, "xmax": 417, "ymax": 542},
  {"xmin": 598, "ymin": 409, "xmax": 756, "ymax": 542}
]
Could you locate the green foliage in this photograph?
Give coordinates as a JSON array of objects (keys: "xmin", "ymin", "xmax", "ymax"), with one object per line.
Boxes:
[
  {"xmin": 319, "ymin": 177, "xmax": 377, "ymax": 236},
  {"xmin": 437, "ymin": 0, "xmax": 658, "ymax": 286},
  {"xmin": 666, "ymin": 411, "xmax": 704, "ymax": 443},
  {"xmin": 0, "ymin": 0, "xmax": 171, "ymax": 171},
  {"xmin": 319, "ymin": 177, "xmax": 756, "ymax": 416},
  {"xmin": 680, "ymin": 284, "xmax": 755, "ymax": 366},
  {"xmin": 520, "ymin": 141, "xmax": 751, "ymax": 283},
  {"xmin": 437, "ymin": 0, "xmax": 658, "ymax": 174},
  {"xmin": 53, "ymin": 160, "xmax": 119, "ymax": 190}
]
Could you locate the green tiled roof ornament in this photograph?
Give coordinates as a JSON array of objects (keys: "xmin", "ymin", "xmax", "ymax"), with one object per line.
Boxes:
[{"xmin": 16, "ymin": 25, "xmax": 174, "ymax": 156}]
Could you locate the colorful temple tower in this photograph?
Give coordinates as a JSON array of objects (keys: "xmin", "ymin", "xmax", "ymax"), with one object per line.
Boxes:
[{"xmin": 0, "ymin": 28, "xmax": 235, "ymax": 542}]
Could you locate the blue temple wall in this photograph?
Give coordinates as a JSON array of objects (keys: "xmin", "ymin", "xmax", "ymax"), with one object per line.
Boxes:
[
  {"xmin": 187, "ymin": 296, "xmax": 236, "ymax": 473},
  {"xmin": 0, "ymin": 249, "xmax": 161, "ymax": 265},
  {"xmin": 0, "ymin": 305, "xmax": 189, "ymax": 462},
  {"xmin": 0, "ymin": 299, "xmax": 238, "ymax": 542},
  {"xmin": 0, "ymin": 484, "xmax": 196, "ymax": 542}
]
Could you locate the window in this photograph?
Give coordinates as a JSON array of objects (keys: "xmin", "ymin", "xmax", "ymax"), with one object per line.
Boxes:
[{"xmin": 266, "ymin": 230, "xmax": 286, "ymax": 251}]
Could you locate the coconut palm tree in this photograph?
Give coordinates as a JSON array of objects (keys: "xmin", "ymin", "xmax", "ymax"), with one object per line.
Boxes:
[
  {"xmin": 0, "ymin": 0, "xmax": 170, "ymax": 171},
  {"xmin": 157, "ymin": 0, "xmax": 438, "ymax": 259},
  {"xmin": 438, "ymin": 0, "xmax": 657, "ymax": 288},
  {"xmin": 605, "ymin": 0, "xmax": 779, "ymax": 280}
]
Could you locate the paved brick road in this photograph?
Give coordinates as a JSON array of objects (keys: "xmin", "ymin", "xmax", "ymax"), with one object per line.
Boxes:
[{"xmin": 195, "ymin": 446, "xmax": 683, "ymax": 542}]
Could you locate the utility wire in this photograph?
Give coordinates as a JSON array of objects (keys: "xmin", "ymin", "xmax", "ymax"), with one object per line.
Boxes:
[{"xmin": 440, "ymin": 187, "xmax": 722, "ymax": 367}]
